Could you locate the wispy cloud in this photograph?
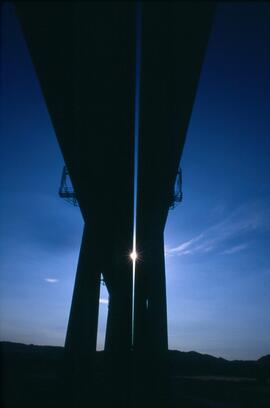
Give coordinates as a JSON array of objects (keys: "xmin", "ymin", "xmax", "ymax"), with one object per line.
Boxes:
[
  {"xmin": 45, "ymin": 278, "xmax": 59, "ymax": 283},
  {"xmin": 166, "ymin": 202, "xmax": 269, "ymax": 257},
  {"xmin": 166, "ymin": 234, "xmax": 203, "ymax": 255},
  {"xmin": 221, "ymin": 244, "xmax": 248, "ymax": 255},
  {"xmin": 99, "ymin": 298, "xmax": 109, "ymax": 305}
]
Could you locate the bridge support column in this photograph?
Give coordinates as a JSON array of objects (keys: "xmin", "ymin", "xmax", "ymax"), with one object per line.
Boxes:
[
  {"xmin": 103, "ymin": 241, "xmax": 133, "ymax": 408},
  {"xmin": 133, "ymin": 229, "xmax": 169, "ymax": 408},
  {"xmin": 64, "ymin": 224, "xmax": 101, "ymax": 406}
]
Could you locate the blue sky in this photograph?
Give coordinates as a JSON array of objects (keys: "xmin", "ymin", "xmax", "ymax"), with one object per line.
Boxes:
[{"xmin": 1, "ymin": 2, "xmax": 270, "ymax": 360}]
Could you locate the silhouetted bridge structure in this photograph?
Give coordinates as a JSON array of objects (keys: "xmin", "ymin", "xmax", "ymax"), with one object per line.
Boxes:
[{"xmin": 15, "ymin": 2, "xmax": 215, "ymax": 407}]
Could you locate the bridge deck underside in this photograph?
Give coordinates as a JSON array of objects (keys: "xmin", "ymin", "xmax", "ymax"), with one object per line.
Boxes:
[
  {"xmin": 15, "ymin": 2, "xmax": 136, "ymax": 292},
  {"xmin": 15, "ymin": 3, "xmax": 215, "ymax": 406}
]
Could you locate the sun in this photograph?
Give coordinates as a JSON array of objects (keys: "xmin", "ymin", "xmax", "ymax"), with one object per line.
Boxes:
[{"xmin": 130, "ymin": 251, "xmax": 138, "ymax": 262}]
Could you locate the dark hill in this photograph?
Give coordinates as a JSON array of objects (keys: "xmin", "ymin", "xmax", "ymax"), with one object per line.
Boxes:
[
  {"xmin": 1, "ymin": 342, "xmax": 269, "ymax": 408},
  {"xmin": 169, "ymin": 349, "xmax": 270, "ymax": 379},
  {"xmin": 1, "ymin": 341, "xmax": 269, "ymax": 379},
  {"xmin": 0, "ymin": 341, "xmax": 63, "ymax": 357}
]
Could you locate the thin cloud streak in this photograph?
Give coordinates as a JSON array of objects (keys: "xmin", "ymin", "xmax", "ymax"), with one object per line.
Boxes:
[
  {"xmin": 166, "ymin": 202, "xmax": 269, "ymax": 257},
  {"xmin": 167, "ymin": 233, "xmax": 204, "ymax": 254},
  {"xmin": 222, "ymin": 243, "xmax": 248, "ymax": 255},
  {"xmin": 45, "ymin": 278, "xmax": 59, "ymax": 283}
]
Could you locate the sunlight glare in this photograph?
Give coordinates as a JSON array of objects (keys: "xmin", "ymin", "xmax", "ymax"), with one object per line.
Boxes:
[{"xmin": 130, "ymin": 251, "xmax": 138, "ymax": 262}]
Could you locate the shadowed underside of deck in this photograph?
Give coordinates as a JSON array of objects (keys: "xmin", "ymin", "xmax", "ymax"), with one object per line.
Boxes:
[{"xmin": 15, "ymin": 2, "xmax": 215, "ymax": 407}]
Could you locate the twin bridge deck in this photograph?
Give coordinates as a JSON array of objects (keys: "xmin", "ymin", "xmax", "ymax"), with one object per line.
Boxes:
[{"xmin": 15, "ymin": 3, "xmax": 215, "ymax": 407}]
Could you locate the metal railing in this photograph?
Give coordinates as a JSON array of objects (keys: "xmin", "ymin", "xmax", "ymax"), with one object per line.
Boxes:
[{"xmin": 58, "ymin": 166, "xmax": 78, "ymax": 206}]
